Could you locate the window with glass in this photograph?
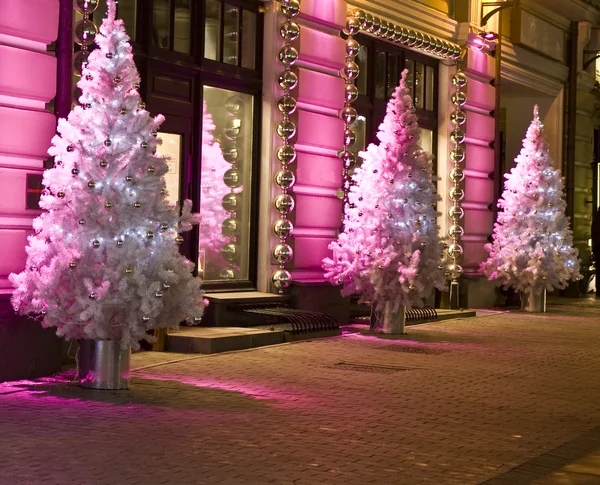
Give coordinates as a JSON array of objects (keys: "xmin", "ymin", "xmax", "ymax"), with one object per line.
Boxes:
[
  {"xmin": 121, "ymin": 0, "xmax": 263, "ymax": 289},
  {"xmin": 199, "ymin": 86, "xmax": 255, "ymax": 282},
  {"xmin": 353, "ymin": 35, "xmax": 439, "ymax": 176}
]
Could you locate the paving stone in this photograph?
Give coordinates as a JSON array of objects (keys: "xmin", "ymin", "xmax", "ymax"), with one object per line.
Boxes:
[{"xmin": 2, "ymin": 298, "xmax": 600, "ymax": 484}]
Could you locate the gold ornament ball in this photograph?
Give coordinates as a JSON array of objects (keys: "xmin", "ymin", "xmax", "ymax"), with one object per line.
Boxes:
[
  {"xmin": 105, "ymin": 201, "xmax": 112, "ymax": 209},
  {"xmin": 134, "ymin": 201, "xmax": 141, "ymax": 208},
  {"xmin": 272, "ymin": 269, "xmax": 292, "ymax": 291},
  {"xmin": 148, "ymin": 165, "xmax": 155, "ymax": 173},
  {"xmin": 124, "ymin": 267, "xmax": 133, "ymax": 275},
  {"xmin": 147, "ymin": 231, "xmax": 154, "ymax": 239},
  {"xmin": 99, "ymin": 160, "xmax": 107, "ymax": 168},
  {"xmin": 69, "ymin": 262, "xmax": 77, "ymax": 269},
  {"xmin": 92, "ymin": 239, "xmax": 100, "ymax": 248},
  {"xmin": 176, "ymin": 235, "xmax": 184, "ymax": 244}
]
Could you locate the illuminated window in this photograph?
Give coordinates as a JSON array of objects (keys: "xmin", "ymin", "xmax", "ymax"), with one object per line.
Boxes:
[
  {"xmin": 154, "ymin": 133, "xmax": 182, "ymax": 206},
  {"xmin": 353, "ymin": 35, "xmax": 439, "ymax": 176},
  {"xmin": 199, "ymin": 87, "xmax": 255, "ymax": 282}
]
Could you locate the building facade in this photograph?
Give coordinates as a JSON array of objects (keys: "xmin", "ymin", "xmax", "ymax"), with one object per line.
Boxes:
[{"xmin": 1, "ymin": 0, "xmax": 600, "ymax": 378}]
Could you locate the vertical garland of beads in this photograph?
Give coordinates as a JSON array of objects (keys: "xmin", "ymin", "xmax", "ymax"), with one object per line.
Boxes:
[
  {"xmin": 447, "ymin": 70, "xmax": 468, "ymax": 308},
  {"xmin": 271, "ymin": 0, "xmax": 301, "ymax": 293},
  {"xmin": 73, "ymin": 0, "xmax": 99, "ymax": 77},
  {"xmin": 220, "ymin": 96, "xmax": 244, "ymax": 280},
  {"xmin": 339, "ymin": 12, "xmax": 362, "ymax": 219}
]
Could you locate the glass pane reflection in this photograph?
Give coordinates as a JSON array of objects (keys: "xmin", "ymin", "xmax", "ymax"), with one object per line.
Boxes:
[
  {"xmin": 200, "ymin": 86, "xmax": 254, "ymax": 281},
  {"xmin": 426, "ymin": 65, "xmax": 435, "ymax": 111},
  {"xmin": 356, "ymin": 46, "xmax": 368, "ymax": 95},
  {"xmin": 375, "ymin": 51, "xmax": 386, "ymax": 99},
  {"xmin": 205, "ymin": 0, "xmax": 221, "ymax": 60},
  {"xmin": 223, "ymin": 4, "xmax": 240, "ymax": 65},
  {"xmin": 241, "ymin": 9, "xmax": 257, "ymax": 69},
  {"xmin": 420, "ymin": 128, "xmax": 433, "ymax": 154},
  {"xmin": 415, "ymin": 62, "xmax": 425, "ymax": 109},
  {"xmin": 174, "ymin": 0, "xmax": 191, "ymax": 54},
  {"xmin": 155, "ymin": 133, "xmax": 182, "ymax": 206},
  {"xmin": 152, "ymin": 0, "xmax": 170, "ymax": 49}
]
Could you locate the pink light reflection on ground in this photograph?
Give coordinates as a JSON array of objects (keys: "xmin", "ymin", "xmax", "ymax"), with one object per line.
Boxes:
[
  {"xmin": 132, "ymin": 372, "xmax": 316, "ymax": 409},
  {"xmin": 340, "ymin": 324, "xmax": 487, "ymax": 352}
]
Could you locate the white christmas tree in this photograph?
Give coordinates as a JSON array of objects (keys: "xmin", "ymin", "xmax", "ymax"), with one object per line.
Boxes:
[
  {"xmin": 9, "ymin": 1, "xmax": 205, "ymax": 349},
  {"xmin": 481, "ymin": 105, "xmax": 581, "ymax": 292},
  {"xmin": 198, "ymin": 100, "xmax": 231, "ymax": 277},
  {"xmin": 323, "ymin": 70, "xmax": 445, "ymax": 313}
]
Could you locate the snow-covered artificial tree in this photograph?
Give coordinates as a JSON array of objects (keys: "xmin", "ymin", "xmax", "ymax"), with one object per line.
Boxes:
[
  {"xmin": 198, "ymin": 101, "xmax": 231, "ymax": 278},
  {"xmin": 481, "ymin": 105, "xmax": 581, "ymax": 296},
  {"xmin": 323, "ymin": 69, "xmax": 446, "ymax": 327},
  {"xmin": 10, "ymin": 1, "xmax": 205, "ymax": 349}
]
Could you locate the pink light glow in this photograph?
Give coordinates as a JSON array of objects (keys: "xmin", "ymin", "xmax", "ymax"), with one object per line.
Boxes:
[
  {"xmin": 466, "ymin": 47, "xmax": 496, "ymax": 81},
  {"xmin": 299, "ymin": 26, "xmax": 345, "ymax": 72},
  {"xmin": 0, "ymin": 229, "xmax": 28, "ymax": 277},
  {"xmin": 292, "ymin": 236, "xmax": 331, "ymax": 269},
  {"xmin": 295, "ymin": 193, "xmax": 342, "ymax": 229},
  {"xmin": 465, "ymin": 112, "xmax": 495, "ymax": 143},
  {"xmin": 0, "ymin": 44, "xmax": 57, "ymax": 103},
  {"xmin": 296, "ymin": 151, "xmax": 342, "ymax": 189},
  {"xmin": 0, "ymin": 0, "xmax": 59, "ymax": 46},
  {"xmin": 300, "ymin": 0, "xmax": 346, "ymax": 30},
  {"xmin": 466, "ymin": 78, "xmax": 495, "ymax": 112},
  {"xmin": 465, "ymin": 144, "xmax": 495, "ymax": 173},
  {"xmin": 296, "ymin": 110, "xmax": 343, "ymax": 150},
  {"xmin": 297, "ymin": 68, "xmax": 345, "ymax": 111},
  {"xmin": 464, "ymin": 177, "xmax": 495, "ymax": 205},
  {"xmin": 133, "ymin": 373, "xmax": 316, "ymax": 408},
  {"xmin": 0, "ymin": 106, "xmax": 56, "ymax": 159}
]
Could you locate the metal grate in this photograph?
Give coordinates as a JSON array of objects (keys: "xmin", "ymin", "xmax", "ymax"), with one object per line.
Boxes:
[
  {"xmin": 382, "ymin": 345, "xmax": 445, "ymax": 355},
  {"xmin": 405, "ymin": 306, "xmax": 438, "ymax": 322},
  {"xmin": 232, "ymin": 304, "xmax": 339, "ymax": 334},
  {"xmin": 332, "ymin": 362, "xmax": 412, "ymax": 373}
]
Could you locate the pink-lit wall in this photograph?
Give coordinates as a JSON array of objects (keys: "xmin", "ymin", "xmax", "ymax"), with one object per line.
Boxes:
[
  {"xmin": 462, "ymin": 35, "xmax": 498, "ymax": 273},
  {"xmin": 289, "ymin": 1, "xmax": 346, "ymax": 282},
  {"xmin": 0, "ymin": 0, "xmax": 59, "ymax": 290}
]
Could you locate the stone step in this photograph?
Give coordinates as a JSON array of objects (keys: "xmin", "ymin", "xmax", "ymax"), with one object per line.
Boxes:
[
  {"xmin": 433, "ymin": 309, "xmax": 477, "ymax": 321},
  {"xmin": 166, "ymin": 327, "xmax": 285, "ymax": 354},
  {"xmin": 203, "ymin": 291, "xmax": 290, "ymax": 326}
]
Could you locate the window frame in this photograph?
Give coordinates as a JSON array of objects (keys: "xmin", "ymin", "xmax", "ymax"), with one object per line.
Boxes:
[
  {"xmin": 353, "ymin": 34, "xmax": 440, "ymax": 176},
  {"xmin": 124, "ymin": 0, "xmax": 264, "ymax": 291}
]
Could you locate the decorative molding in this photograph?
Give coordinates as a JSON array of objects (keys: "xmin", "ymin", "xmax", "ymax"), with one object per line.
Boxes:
[
  {"xmin": 577, "ymin": 70, "xmax": 596, "ymax": 92},
  {"xmin": 346, "ymin": 8, "xmax": 461, "ymax": 60},
  {"xmin": 501, "ymin": 41, "xmax": 568, "ymax": 96},
  {"xmin": 511, "ymin": 7, "xmax": 567, "ymax": 63},
  {"xmin": 347, "ymin": 0, "xmax": 459, "ymax": 42},
  {"xmin": 521, "ymin": 0, "xmax": 600, "ymax": 24}
]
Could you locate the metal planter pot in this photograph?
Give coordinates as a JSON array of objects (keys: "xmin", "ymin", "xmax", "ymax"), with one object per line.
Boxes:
[
  {"xmin": 521, "ymin": 288, "xmax": 547, "ymax": 313},
  {"xmin": 78, "ymin": 339, "xmax": 131, "ymax": 390},
  {"xmin": 371, "ymin": 302, "xmax": 406, "ymax": 334}
]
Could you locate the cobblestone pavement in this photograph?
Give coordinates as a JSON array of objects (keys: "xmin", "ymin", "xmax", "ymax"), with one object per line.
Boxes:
[{"xmin": 2, "ymin": 300, "xmax": 600, "ymax": 484}]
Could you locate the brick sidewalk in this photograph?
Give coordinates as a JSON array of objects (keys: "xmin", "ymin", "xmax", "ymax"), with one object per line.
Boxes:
[{"xmin": 1, "ymin": 303, "xmax": 600, "ymax": 484}]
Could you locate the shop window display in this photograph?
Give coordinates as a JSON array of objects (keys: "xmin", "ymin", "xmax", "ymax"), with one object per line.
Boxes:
[{"xmin": 199, "ymin": 86, "xmax": 254, "ymax": 282}]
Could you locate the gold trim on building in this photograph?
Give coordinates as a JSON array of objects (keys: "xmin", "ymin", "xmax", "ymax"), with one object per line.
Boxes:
[{"xmin": 347, "ymin": 9, "xmax": 461, "ymax": 60}]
